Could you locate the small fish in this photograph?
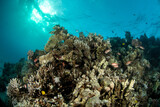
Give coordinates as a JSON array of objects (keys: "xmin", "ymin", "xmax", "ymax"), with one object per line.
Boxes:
[
  {"xmin": 114, "ymin": 65, "xmax": 118, "ymax": 68},
  {"xmin": 24, "ymin": 84, "xmax": 27, "ymax": 88},
  {"xmin": 126, "ymin": 61, "xmax": 132, "ymax": 65},
  {"xmin": 105, "ymin": 49, "xmax": 111, "ymax": 54},
  {"xmin": 34, "ymin": 58, "xmax": 38, "ymax": 63},
  {"xmin": 41, "ymin": 91, "xmax": 46, "ymax": 95},
  {"xmin": 85, "ymin": 31, "xmax": 89, "ymax": 33},
  {"xmin": 62, "ymin": 62, "xmax": 65, "ymax": 67},
  {"xmin": 135, "ymin": 100, "xmax": 138, "ymax": 104},
  {"xmin": 117, "ymin": 52, "xmax": 121, "ymax": 55},
  {"xmin": 76, "ymin": 29, "xmax": 79, "ymax": 32},
  {"xmin": 112, "ymin": 63, "xmax": 118, "ymax": 66},
  {"xmin": 111, "ymin": 63, "xmax": 118, "ymax": 68},
  {"xmin": 122, "ymin": 43, "xmax": 125, "ymax": 46},
  {"xmin": 139, "ymin": 46, "xmax": 144, "ymax": 50},
  {"xmin": 75, "ymin": 64, "xmax": 79, "ymax": 67}
]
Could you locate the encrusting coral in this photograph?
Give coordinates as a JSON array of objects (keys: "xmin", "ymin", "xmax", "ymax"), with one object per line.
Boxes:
[{"xmin": 6, "ymin": 25, "xmax": 160, "ymax": 106}]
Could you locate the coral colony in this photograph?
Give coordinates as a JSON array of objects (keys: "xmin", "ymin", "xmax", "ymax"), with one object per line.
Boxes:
[{"xmin": 6, "ymin": 25, "xmax": 160, "ymax": 106}]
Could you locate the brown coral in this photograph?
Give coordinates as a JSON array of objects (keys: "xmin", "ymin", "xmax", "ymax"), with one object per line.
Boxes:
[{"xmin": 6, "ymin": 25, "xmax": 153, "ymax": 107}]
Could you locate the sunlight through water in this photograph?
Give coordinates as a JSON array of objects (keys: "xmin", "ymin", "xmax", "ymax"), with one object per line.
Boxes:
[
  {"xmin": 30, "ymin": 0, "xmax": 58, "ymax": 32},
  {"xmin": 31, "ymin": 8, "xmax": 42, "ymax": 23},
  {"xmin": 38, "ymin": 0, "xmax": 57, "ymax": 15}
]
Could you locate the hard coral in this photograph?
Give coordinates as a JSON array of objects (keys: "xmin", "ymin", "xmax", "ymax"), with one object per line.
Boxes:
[
  {"xmin": 45, "ymin": 25, "xmax": 69, "ymax": 52},
  {"xmin": 7, "ymin": 78, "xmax": 21, "ymax": 98},
  {"xmin": 6, "ymin": 25, "xmax": 159, "ymax": 107},
  {"xmin": 131, "ymin": 39, "xmax": 142, "ymax": 48}
]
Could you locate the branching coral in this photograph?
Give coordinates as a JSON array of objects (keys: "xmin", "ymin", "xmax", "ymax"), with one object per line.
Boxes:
[
  {"xmin": 7, "ymin": 78, "xmax": 21, "ymax": 98},
  {"xmin": 6, "ymin": 25, "xmax": 157, "ymax": 107}
]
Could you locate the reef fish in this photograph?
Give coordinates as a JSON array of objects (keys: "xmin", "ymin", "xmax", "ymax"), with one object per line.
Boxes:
[
  {"xmin": 34, "ymin": 58, "xmax": 38, "ymax": 63},
  {"xmin": 117, "ymin": 52, "xmax": 121, "ymax": 55},
  {"xmin": 139, "ymin": 46, "xmax": 145, "ymax": 50},
  {"xmin": 126, "ymin": 61, "xmax": 132, "ymax": 65},
  {"xmin": 111, "ymin": 63, "xmax": 118, "ymax": 68},
  {"xmin": 105, "ymin": 49, "xmax": 111, "ymax": 54},
  {"xmin": 41, "ymin": 91, "xmax": 46, "ymax": 95},
  {"xmin": 122, "ymin": 43, "xmax": 125, "ymax": 46}
]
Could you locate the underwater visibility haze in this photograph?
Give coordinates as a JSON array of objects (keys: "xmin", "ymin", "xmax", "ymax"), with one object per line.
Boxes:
[
  {"xmin": 0, "ymin": 0, "xmax": 160, "ymax": 63},
  {"xmin": 0, "ymin": 0, "xmax": 160, "ymax": 106}
]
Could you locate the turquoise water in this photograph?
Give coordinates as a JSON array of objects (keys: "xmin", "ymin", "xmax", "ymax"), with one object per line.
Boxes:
[
  {"xmin": 0, "ymin": 0, "xmax": 160, "ymax": 106},
  {"xmin": 0, "ymin": 0, "xmax": 160, "ymax": 63}
]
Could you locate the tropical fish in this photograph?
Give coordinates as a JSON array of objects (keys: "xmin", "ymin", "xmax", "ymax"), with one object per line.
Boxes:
[
  {"xmin": 24, "ymin": 84, "xmax": 27, "ymax": 89},
  {"xmin": 111, "ymin": 63, "xmax": 118, "ymax": 68},
  {"xmin": 117, "ymin": 52, "xmax": 121, "ymax": 55},
  {"xmin": 62, "ymin": 62, "xmax": 65, "ymax": 67},
  {"xmin": 139, "ymin": 46, "xmax": 144, "ymax": 50},
  {"xmin": 76, "ymin": 29, "xmax": 79, "ymax": 32},
  {"xmin": 34, "ymin": 58, "xmax": 38, "ymax": 63},
  {"xmin": 105, "ymin": 49, "xmax": 111, "ymax": 54},
  {"xmin": 41, "ymin": 91, "xmax": 46, "ymax": 95},
  {"xmin": 126, "ymin": 61, "xmax": 132, "ymax": 65}
]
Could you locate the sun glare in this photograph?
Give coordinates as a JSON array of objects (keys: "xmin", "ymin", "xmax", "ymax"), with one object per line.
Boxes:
[
  {"xmin": 31, "ymin": 0, "xmax": 57, "ymax": 24},
  {"xmin": 39, "ymin": 0, "xmax": 57, "ymax": 15},
  {"xmin": 31, "ymin": 8, "xmax": 42, "ymax": 23}
]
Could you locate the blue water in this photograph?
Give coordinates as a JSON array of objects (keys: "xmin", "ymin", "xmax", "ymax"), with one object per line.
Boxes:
[{"xmin": 0, "ymin": 0, "xmax": 160, "ymax": 64}]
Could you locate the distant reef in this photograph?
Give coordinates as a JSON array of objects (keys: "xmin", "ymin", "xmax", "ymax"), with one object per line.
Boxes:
[{"xmin": 1, "ymin": 25, "xmax": 160, "ymax": 107}]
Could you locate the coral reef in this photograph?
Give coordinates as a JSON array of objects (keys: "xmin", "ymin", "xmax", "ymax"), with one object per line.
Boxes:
[
  {"xmin": 0, "ymin": 58, "xmax": 27, "ymax": 92},
  {"xmin": 5, "ymin": 25, "xmax": 160, "ymax": 106},
  {"xmin": 7, "ymin": 78, "xmax": 21, "ymax": 98}
]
